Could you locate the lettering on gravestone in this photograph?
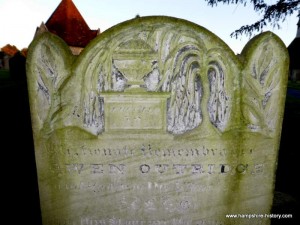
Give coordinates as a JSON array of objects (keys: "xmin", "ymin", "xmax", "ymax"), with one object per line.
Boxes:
[{"xmin": 26, "ymin": 16, "xmax": 289, "ymax": 225}]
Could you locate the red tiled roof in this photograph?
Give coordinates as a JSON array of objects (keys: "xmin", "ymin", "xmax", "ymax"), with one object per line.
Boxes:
[
  {"xmin": 45, "ymin": 0, "xmax": 99, "ymax": 48},
  {"xmin": 1, "ymin": 44, "xmax": 19, "ymax": 56}
]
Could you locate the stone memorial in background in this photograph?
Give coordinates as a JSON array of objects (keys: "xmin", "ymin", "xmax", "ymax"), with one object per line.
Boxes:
[{"xmin": 26, "ymin": 16, "xmax": 289, "ymax": 225}]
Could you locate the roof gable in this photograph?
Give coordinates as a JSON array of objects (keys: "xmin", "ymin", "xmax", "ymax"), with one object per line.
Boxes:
[{"xmin": 45, "ymin": 0, "xmax": 99, "ymax": 47}]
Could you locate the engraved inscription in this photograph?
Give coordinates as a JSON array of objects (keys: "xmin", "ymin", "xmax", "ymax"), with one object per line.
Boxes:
[
  {"xmin": 102, "ymin": 94, "xmax": 169, "ymax": 132},
  {"xmin": 107, "ymin": 102, "xmax": 162, "ymax": 130},
  {"xmin": 62, "ymin": 144, "xmax": 252, "ymax": 159},
  {"xmin": 60, "ymin": 163, "xmax": 263, "ymax": 176}
]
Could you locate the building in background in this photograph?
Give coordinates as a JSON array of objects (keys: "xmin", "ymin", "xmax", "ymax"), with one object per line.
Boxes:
[
  {"xmin": 287, "ymin": 12, "xmax": 300, "ymax": 81},
  {"xmin": 34, "ymin": 0, "xmax": 100, "ymax": 55},
  {"xmin": 0, "ymin": 44, "xmax": 19, "ymax": 70}
]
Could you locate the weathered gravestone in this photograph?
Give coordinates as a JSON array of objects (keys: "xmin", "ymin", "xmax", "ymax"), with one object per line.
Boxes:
[{"xmin": 26, "ymin": 16, "xmax": 289, "ymax": 225}]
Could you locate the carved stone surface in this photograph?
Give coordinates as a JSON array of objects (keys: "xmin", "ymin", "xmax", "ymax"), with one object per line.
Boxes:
[{"xmin": 26, "ymin": 16, "xmax": 289, "ymax": 225}]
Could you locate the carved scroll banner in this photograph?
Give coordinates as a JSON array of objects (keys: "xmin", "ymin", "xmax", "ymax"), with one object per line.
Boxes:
[{"xmin": 26, "ymin": 16, "xmax": 289, "ymax": 225}]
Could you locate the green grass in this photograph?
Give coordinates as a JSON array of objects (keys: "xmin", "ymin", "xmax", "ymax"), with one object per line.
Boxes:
[
  {"xmin": 0, "ymin": 69, "xmax": 10, "ymax": 79},
  {"xmin": 286, "ymin": 95, "xmax": 300, "ymax": 104},
  {"xmin": 0, "ymin": 69, "xmax": 15, "ymax": 88},
  {"xmin": 288, "ymin": 80, "xmax": 300, "ymax": 90}
]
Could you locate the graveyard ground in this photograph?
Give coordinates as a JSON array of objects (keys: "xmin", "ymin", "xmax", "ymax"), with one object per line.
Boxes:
[{"xmin": 1, "ymin": 72, "xmax": 299, "ymax": 225}]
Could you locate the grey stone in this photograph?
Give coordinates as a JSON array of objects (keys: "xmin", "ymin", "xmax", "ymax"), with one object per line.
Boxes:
[{"xmin": 26, "ymin": 16, "xmax": 289, "ymax": 225}]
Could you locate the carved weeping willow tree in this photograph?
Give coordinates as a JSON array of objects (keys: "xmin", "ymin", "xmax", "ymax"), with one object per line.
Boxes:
[{"xmin": 27, "ymin": 18, "xmax": 288, "ymax": 137}]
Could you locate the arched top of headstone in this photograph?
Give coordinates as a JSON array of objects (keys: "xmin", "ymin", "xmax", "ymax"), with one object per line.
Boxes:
[
  {"xmin": 27, "ymin": 16, "xmax": 289, "ymax": 138},
  {"xmin": 80, "ymin": 16, "xmax": 238, "ymax": 58}
]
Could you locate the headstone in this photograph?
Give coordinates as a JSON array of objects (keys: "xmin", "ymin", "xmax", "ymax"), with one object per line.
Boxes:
[
  {"xmin": 9, "ymin": 51, "xmax": 27, "ymax": 86},
  {"xmin": 26, "ymin": 16, "xmax": 289, "ymax": 225}
]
